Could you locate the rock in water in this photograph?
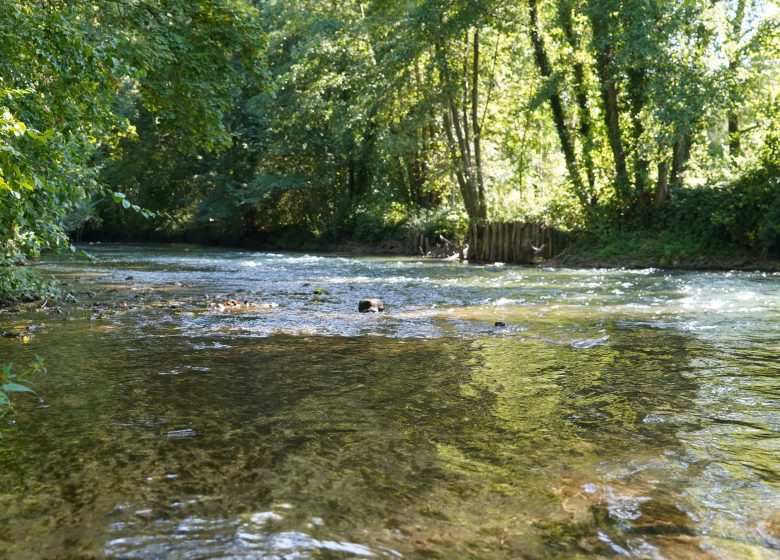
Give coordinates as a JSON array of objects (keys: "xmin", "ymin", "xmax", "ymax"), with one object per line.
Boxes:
[
  {"xmin": 495, "ymin": 321, "xmax": 506, "ymax": 327},
  {"xmin": 358, "ymin": 299, "xmax": 384, "ymax": 313}
]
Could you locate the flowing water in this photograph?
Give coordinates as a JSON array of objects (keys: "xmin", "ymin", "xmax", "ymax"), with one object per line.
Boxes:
[{"xmin": 0, "ymin": 244, "xmax": 778, "ymax": 559}]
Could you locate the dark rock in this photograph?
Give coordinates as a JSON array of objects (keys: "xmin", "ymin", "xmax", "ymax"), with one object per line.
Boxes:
[
  {"xmin": 313, "ymin": 288, "xmax": 330, "ymax": 295},
  {"xmin": 495, "ymin": 321, "xmax": 506, "ymax": 327},
  {"xmin": 358, "ymin": 299, "xmax": 384, "ymax": 313}
]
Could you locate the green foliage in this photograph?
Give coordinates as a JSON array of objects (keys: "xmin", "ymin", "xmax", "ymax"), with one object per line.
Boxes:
[
  {"xmin": 0, "ymin": 261, "xmax": 60, "ymax": 305},
  {"xmin": 352, "ymin": 206, "xmax": 407, "ymax": 244},
  {"xmin": 576, "ymin": 160, "xmax": 780, "ymax": 265},
  {"xmin": 584, "ymin": 229, "xmax": 715, "ymax": 265},
  {"xmin": 0, "ymin": 1, "xmax": 125, "ymax": 284},
  {"xmin": 405, "ymin": 207, "xmax": 470, "ymax": 241},
  {"xmin": 0, "ymin": 0, "xmax": 268, "ymax": 301},
  {"xmin": 0, "ymin": 356, "xmax": 45, "ymax": 419},
  {"xmin": 709, "ymin": 165, "xmax": 780, "ymax": 254},
  {"xmin": 2, "ymin": 0, "xmax": 778, "ymax": 266}
]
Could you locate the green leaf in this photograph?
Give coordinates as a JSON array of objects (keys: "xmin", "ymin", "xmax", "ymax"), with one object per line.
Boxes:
[{"xmin": 2, "ymin": 382, "xmax": 35, "ymax": 394}]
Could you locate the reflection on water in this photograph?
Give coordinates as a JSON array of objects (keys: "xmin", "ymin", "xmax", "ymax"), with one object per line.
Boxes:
[{"xmin": 0, "ymin": 244, "xmax": 778, "ymax": 559}]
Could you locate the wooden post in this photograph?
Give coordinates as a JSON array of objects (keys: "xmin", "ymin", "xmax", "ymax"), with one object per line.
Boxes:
[
  {"xmin": 509, "ymin": 222, "xmax": 516, "ymax": 263},
  {"xmin": 506, "ymin": 223, "xmax": 511, "ymax": 262},
  {"xmin": 494, "ymin": 222, "xmax": 500, "ymax": 262},
  {"xmin": 499, "ymin": 223, "xmax": 505, "ymax": 262}
]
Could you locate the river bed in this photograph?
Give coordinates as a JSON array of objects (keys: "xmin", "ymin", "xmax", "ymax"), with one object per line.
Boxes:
[{"xmin": 1, "ymin": 244, "xmax": 778, "ymax": 559}]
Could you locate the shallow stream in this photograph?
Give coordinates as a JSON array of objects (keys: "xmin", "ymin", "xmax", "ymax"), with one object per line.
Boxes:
[{"xmin": 1, "ymin": 244, "xmax": 778, "ymax": 558}]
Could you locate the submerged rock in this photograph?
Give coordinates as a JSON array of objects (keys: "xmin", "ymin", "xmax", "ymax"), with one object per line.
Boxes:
[{"xmin": 358, "ymin": 299, "xmax": 384, "ymax": 313}]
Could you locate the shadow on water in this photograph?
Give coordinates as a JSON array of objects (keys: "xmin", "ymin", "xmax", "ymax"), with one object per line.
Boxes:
[{"xmin": 0, "ymin": 246, "xmax": 778, "ymax": 558}]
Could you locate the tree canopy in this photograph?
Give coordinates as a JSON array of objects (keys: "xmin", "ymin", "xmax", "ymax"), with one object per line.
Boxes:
[{"xmin": 2, "ymin": 0, "xmax": 779, "ymax": 299}]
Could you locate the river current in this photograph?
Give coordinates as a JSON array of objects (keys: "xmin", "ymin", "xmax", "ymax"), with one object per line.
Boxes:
[{"xmin": 0, "ymin": 244, "xmax": 778, "ymax": 559}]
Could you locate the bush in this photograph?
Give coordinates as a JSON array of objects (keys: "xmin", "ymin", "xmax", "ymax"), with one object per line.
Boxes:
[
  {"xmin": 646, "ymin": 163, "xmax": 780, "ymax": 257},
  {"xmin": 351, "ymin": 202, "xmax": 410, "ymax": 244},
  {"xmin": 708, "ymin": 165, "xmax": 780, "ymax": 254},
  {"xmin": 404, "ymin": 207, "xmax": 469, "ymax": 241},
  {"xmin": 0, "ymin": 262, "xmax": 61, "ymax": 305}
]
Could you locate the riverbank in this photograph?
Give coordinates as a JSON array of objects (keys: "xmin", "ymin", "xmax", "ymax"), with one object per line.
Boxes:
[
  {"xmin": 553, "ymin": 229, "xmax": 780, "ymax": 272},
  {"xmin": 79, "ymin": 230, "xmax": 780, "ymax": 269},
  {"xmin": 322, "ymin": 237, "xmax": 780, "ymax": 271}
]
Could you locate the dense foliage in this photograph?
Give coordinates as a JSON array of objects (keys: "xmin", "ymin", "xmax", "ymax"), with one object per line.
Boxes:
[
  {"xmin": 1, "ymin": 0, "xmax": 779, "ymax": 299},
  {"xmin": 0, "ymin": 0, "xmax": 266, "ymax": 301}
]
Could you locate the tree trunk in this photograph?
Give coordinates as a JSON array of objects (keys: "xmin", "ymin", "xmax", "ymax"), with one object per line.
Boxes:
[
  {"xmin": 670, "ymin": 134, "xmax": 690, "ymax": 189},
  {"xmin": 436, "ymin": 37, "xmax": 486, "ymax": 223},
  {"xmin": 442, "ymin": 109, "xmax": 477, "ymax": 218},
  {"xmin": 654, "ymin": 161, "xmax": 669, "ymax": 207},
  {"xmin": 348, "ymin": 157, "xmax": 357, "ymax": 199},
  {"xmin": 528, "ymin": 0, "xmax": 586, "ymax": 205},
  {"xmin": 590, "ymin": 15, "xmax": 630, "ymax": 201},
  {"xmin": 472, "ymin": 28, "xmax": 485, "ymax": 213},
  {"xmin": 558, "ymin": 1, "xmax": 597, "ymax": 199},
  {"xmin": 728, "ymin": 0, "xmax": 746, "ymax": 158},
  {"xmin": 728, "ymin": 61, "xmax": 740, "ymax": 157},
  {"xmin": 628, "ymin": 68, "xmax": 649, "ymax": 204}
]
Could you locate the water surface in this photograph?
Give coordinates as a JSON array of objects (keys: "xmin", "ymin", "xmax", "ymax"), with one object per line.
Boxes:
[{"xmin": 1, "ymin": 244, "xmax": 778, "ymax": 559}]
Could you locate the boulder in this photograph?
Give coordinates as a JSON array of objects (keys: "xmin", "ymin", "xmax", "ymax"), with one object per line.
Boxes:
[{"xmin": 358, "ymin": 299, "xmax": 384, "ymax": 313}]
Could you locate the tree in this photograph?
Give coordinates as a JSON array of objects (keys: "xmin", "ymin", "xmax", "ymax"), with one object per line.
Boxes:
[{"xmin": 0, "ymin": 0, "xmax": 267, "ymax": 300}]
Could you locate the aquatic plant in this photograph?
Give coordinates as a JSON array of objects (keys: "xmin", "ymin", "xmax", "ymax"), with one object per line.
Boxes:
[{"xmin": 0, "ymin": 356, "xmax": 45, "ymax": 419}]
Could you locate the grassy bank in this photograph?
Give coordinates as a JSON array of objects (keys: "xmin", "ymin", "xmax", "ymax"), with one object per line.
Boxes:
[{"xmin": 556, "ymin": 232, "xmax": 780, "ymax": 271}]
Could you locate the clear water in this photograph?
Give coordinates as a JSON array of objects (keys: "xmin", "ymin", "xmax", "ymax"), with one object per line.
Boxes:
[{"xmin": 0, "ymin": 244, "xmax": 778, "ymax": 559}]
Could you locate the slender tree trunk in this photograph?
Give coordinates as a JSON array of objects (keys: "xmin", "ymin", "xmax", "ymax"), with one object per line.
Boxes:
[
  {"xmin": 628, "ymin": 68, "xmax": 649, "ymax": 203},
  {"xmin": 449, "ymin": 101, "xmax": 473, "ymax": 185},
  {"xmin": 654, "ymin": 161, "xmax": 669, "ymax": 207},
  {"xmin": 728, "ymin": 62, "xmax": 740, "ymax": 156},
  {"xmin": 461, "ymin": 36, "xmax": 472, "ymax": 168},
  {"xmin": 728, "ymin": 0, "xmax": 746, "ymax": 158},
  {"xmin": 443, "ymin": 108, "xmax": 479, "ymax": 220},
  {"xmin": 436, "ymin": 39, "xmax": 486, "ymax": 222},
  {"xmin": 594, "ymin": 44, "xmax": 630, "ymax": 199},
  {"xmin": 670, "ymin": 134, "xmax": 690, "ymax": 189},
  {"xmin": 472, "ymin": 28, "xmax": 485, "ymax": 214},
  {"xmin": 558, "ymin": 1, "xmax": 596, "ymax": 198},
  {"xmin": 347, "ymin": 157, "xmax": 357, "ymax": 200},
  {"xmin": 354, "ymin": 116, "xmax": 378, "ymax": 198},
  {"xmin": 528, "ymin": 0, "xmax": 586, "ymax": 204}
]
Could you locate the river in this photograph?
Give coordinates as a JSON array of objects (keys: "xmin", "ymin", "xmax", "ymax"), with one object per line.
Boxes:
[{"xmin": 1, "ymin": 244, "xmax": 778, "ymax": 559}]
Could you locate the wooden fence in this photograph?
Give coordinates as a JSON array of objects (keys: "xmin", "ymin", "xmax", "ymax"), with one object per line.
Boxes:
[{"xmin": 468, "ymin": 222, "xmax": 569, "ymax": 264}]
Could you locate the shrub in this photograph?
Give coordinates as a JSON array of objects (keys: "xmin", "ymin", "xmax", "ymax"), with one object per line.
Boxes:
[{"xmin": 708, "ymin": 164, "xmax": 780, "ymax": 254}]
